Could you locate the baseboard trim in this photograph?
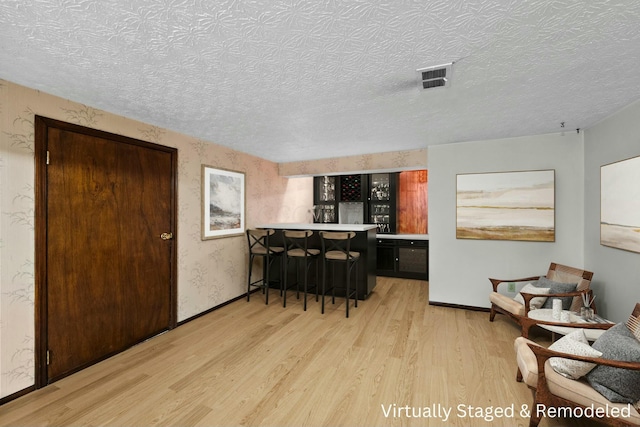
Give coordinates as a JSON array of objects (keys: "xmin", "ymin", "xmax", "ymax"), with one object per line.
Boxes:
[
  {"xmin": 428, "ymin": 301, "xmax": 490, "ymax": 312},
  {"xmin": 177, "ymin": 290, "xmax": 257, "ymax": 326},
  {"xmin": 0, "ymin": 385, "xmax": 36, "ymax": 406}
]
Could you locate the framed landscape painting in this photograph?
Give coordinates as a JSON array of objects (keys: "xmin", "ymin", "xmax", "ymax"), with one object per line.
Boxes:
[
  {"xmin": 601, "ymin": 155, "xmax": 640, "ymax": 253},
  {"xmin": 456, "ymin": 170, "xmax": 555, "ymax": 242},
  {"xmin": 202, "ymin": 165, "xmax": 245, "ymax": 240}
]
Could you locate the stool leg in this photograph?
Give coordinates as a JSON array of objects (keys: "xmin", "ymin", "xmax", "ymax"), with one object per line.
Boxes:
[
  {"xmin": 331, "ymin": 264, "xmax": 336, "ymax": 304},
  {"xmin": 303, "ymin": 258, "xmax": 308, "ymax": 311},
  {"xmin": 296, "ymin": 258, "xmax": 301, "ymax": 300},
  {"xmin": 315, "ymin": 259, "xmax": 319, "ymax": 302},
  {"xmin": 283, "ymin": 256, "xmax": 288, "ymax": 308},
  {"xmin": 321, "ymin": 257, "xmax": 326, "ymax": 314},
  {"xmin": 354, "ymin": 261, "xmax": 358, "ymax": 308},
  {"xmin": 346, "ymin": 261, "xmax": 350, "ymax": 318},
  {"xmin": 247, "ymin": 254, "xmax": 254, "ymax": 301},
  {"xmin": 264, "ymin": 254, "xmax": 269, "ymax": 305}
]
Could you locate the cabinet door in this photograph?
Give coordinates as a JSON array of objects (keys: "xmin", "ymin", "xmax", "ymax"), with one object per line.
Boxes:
[
  {"xmin": 396, "ymin": 241, "xmax": 429, "ymax": 280},
  {"xmin": 376, "ymin": 240, "xmax": 396, "ymax": 277},
  {"xmin": 313, "ymin": 176, "xmax": 338, "ymax": 223},
  {"xmin": 368, "ymin": 173, "xmax": 397, "ymax": 233},
  {"xmin": 314, "ymin": 176, "xmax": 337, "ymax": 203}
]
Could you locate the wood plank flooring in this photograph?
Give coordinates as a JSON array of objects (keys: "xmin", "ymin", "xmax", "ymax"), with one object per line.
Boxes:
[{"xmin": 0, "ymin": 277, "xmax": 606, "ymax": 426}]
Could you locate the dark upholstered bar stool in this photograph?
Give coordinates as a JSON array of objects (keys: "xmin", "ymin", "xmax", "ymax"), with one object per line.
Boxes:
[
  {"xmin": 246, "ymin": 229, "xmax": 284, "ymax": 304},
  {"xmin": 320, "ymin": 231, "xmax": 360, "ymax": 318},
  {"xmin": 282, "ymin": 230, "xmax": 320, "ymax": 310}
]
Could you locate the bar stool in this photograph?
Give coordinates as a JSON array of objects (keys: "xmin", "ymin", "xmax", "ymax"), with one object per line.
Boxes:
[
  {"xmin": 246, "ymin": 229, "xmax": 284, "ymax": 304},
  {"xmin": 282, "ymin": 230, "xmax": 320, "ymax": 310},
  {"xmin": 319, "ymin": 231, "xmax": 360, "ymax": 318}
]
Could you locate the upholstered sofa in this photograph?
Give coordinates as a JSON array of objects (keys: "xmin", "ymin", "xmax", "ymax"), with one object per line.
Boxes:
[{"xmin": 514, "ymin": 303, "xmax": 640, "ymax": 427}]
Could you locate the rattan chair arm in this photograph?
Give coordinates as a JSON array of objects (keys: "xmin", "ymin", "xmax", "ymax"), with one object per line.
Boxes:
[
  {"xmin": 529, "ymin": 343, "xmax": 640, "ymax": 372},
  {"xmin": 489, "ymin": 276, "xmax": 541, "ymax": 292}
]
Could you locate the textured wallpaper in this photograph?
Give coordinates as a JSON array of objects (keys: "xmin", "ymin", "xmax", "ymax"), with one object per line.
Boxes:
[
  {"xmin": 0, "ymin": 79, "xmax": 312, "ymax": 399},
  {"xmin": 279, "ymin": 149, "xmax": 428, "ymax": 177},
  {"xmin": 0, "ymin": 78, "xmax": 427, "ymax": 400}
]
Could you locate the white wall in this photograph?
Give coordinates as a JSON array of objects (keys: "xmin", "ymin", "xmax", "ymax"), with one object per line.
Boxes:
[
  {"xmin": 584, "ymin": 99, "xmax": 640, "ymax": 322},
  {"xmin": 428, "ymin": 132, "xmax": 585, "ymax": 309}
]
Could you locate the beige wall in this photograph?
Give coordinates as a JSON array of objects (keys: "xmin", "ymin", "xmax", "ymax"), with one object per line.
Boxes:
[
  {"xmin": 0, "ymin": 78, "xmax": 430, "ymax": 399},
  {"xmin": 279, "ymin": 149, "xmax": 428, "ymax": 176},
  {"xmin": 0, "ymin": 79, "xmax": 312, "ymax": 398}
]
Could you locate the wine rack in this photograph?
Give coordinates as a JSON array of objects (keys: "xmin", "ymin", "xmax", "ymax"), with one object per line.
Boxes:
[{"xmin": 340, "ymin": 175, "xmax": 362, "ymax": 202}]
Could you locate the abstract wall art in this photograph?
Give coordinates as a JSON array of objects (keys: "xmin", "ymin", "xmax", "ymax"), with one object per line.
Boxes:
[
  {"xmin": 456, "ymin": 170, "xmax": 555, "ymax": 242},
  {"xmin": 601, "ymin": 155, "xmax": 640, "ymax": 253}
]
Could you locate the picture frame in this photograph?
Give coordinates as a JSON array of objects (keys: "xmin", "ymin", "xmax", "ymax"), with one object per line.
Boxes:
[
  {"xmin": 456, "ymin": 169, "xmax": 555, "ymax": 242},
  {"xmin": 201, "ymin": 165, "xmax": 245, "ymax": 240},
  {"xmin": 600, "ymin": 154, "xmax": 640, "ymax": 253}
]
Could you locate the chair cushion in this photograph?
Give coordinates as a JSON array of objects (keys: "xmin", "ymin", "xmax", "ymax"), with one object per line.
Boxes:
[
  {"xmin": 490, "ymin": 292, "xmax": 525, "ymax": 316},
  {"xmin": 287, "ymin": 248, "xmax": 320, "ymax": 257},
  {"xmin": 535, "ymin": 276, "xmax": 577, "ymax": 310},
  {"xmin": 545, "ymin": 360, "xmax": 640, "ymax": 424},
  {"xmin": 514, "ymin": 283, "xmax": 550, "ymax": 309},
  {"xmin": 586, "ymin": 323, "xmax": 640, "ymax": 404},
  {"xmin": 325, "ymin": 250, "xmax": 360, "ymax": 260},
  {"xmin": 548, "ymin": 329, "xmax": 602, "ymax": 379},
  {"xmin": 514, "ymin": 337, "xmax": 539, "ymax": 388},
  {"xmin": 251, "ymin": 246, "xmax": 284, "ymax": 255}
]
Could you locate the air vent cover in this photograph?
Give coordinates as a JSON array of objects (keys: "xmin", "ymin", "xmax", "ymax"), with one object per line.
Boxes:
[{"xmin": 417, "ymin": 63, "xmax": 453, "ymax": 90}]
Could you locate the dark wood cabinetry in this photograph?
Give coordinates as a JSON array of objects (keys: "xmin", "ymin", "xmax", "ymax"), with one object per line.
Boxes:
[
  {"xmin": 367, "ymin": 173, "xmax": 397, "ymax": 234},
  {"xmin": 376, "ymin": 238, "xmax": 428, "ymax": 280},
  {"xmin": 313, "ymin": 176, "xmax": 338, "ymax": 223}
]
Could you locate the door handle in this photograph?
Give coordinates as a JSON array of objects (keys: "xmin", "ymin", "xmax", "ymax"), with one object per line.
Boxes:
[{"xmin": 160, "ymin": 232, "xmax": 174, "ymax": 240}]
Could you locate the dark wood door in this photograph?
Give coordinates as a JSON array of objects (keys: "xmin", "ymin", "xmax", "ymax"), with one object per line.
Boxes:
[{"xmin": 37, "ymin": 117, "xmax": 176, "ymax": 383}]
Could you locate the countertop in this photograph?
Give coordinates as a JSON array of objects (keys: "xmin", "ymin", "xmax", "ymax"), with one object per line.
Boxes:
[
  {"xmin": 258, "ymin": 223, "xmax": 377, "ymax": 232},
  {"xmin": 376, "ymin": 233, "xmax": 429, "ymax": 240}
]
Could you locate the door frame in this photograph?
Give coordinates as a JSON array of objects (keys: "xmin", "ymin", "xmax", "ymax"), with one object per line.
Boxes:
[{"xmin": 34, "ymin": 116, "xmax": 178, "ymax": 388}]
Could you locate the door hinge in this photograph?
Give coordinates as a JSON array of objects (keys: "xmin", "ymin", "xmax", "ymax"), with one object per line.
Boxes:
[
  {"xmin": 46, "ymin": 150, "xmax": 50, "ymax": 165},
  {"xmin": 47, "ymin": 350, "xmax": 50, "ymax": 365}
]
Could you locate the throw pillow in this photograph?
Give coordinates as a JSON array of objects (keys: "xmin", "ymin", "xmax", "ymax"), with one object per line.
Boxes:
[
  {"xmin": 586, "ymin": 323, "xmax": 640, "ymax": 404},
  {"xmin": 535, "ymin": 276, "xmax": 578, "ymax": 310},
  {"xmin": 548, "ymin": 329, "xmax": 602, "ymax": 379},
  {"xmin": 514, "ymin": 284, "xmax": 550, "ymax": 310}
]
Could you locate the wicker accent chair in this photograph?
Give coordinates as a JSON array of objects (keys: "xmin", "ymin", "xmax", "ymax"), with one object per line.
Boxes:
[
  {"xmin": 514, "ymin": 303, "xmax": 640, "ymax": 427},
  {"xmin": 489, "ymin": 263, "xmax": 594, "ymax": 333}
]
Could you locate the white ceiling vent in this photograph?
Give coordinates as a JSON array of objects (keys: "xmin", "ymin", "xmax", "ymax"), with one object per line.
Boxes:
[{"xmin": 417, "ymin": 63, "xmax": 452, "ymax": 90}]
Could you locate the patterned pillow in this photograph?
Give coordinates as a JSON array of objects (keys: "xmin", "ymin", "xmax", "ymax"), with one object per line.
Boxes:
[
  {"xmin": 586, "ymin": 323, "xmax": 640, "ymax": 404},
  {"xmin": 548, "ymin": 329, "xmax": 602, "ymax": 379},
  {"xmin": 535, "ymin": 276, "xmax": 577, "ymax": 310},
  {"xmin": 513, "ymin": 284, "xmax": 550, "ymax": 309}
]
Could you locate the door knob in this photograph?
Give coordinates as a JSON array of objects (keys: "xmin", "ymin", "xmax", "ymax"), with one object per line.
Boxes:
[{"xmin": 160, "ymin": 232, "xmax": 173, "ymax": 240}]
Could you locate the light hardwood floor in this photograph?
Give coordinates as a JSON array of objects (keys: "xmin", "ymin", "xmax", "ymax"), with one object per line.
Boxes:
[{"xmin": 0, "ymin": 277, "xmax": 606, "ymax": 426}]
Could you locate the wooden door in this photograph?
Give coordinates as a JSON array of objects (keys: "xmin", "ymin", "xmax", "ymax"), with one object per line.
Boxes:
[{"xmin": 35, "ymin": 117, "xmax": 177, "ymax": 384}]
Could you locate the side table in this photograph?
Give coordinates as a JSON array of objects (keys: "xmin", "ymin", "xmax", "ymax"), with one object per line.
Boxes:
[{"xmin": 522, "ymin": 308, "xmax": 614, "ymax": 341}]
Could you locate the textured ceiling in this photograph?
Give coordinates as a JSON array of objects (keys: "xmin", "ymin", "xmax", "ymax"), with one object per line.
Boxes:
[{"xmin": 2, "ymin": 1, "xmax": 640, "ymax": 163}]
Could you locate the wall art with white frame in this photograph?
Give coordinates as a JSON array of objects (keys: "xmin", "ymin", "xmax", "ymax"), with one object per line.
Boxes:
[{"xmin": 601, "ymin": 154, "xmax": 640, "ymax": 253}]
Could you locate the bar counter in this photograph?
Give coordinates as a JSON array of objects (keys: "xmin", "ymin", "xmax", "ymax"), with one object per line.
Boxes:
[{"xmin": 258, "ymin": 223, "xmax": 377, "ymax": 299}]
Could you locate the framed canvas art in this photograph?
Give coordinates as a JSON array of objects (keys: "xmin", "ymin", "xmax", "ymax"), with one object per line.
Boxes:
[
  {"xmin": 456, "ymin": 169, "xmax": 555, "ymax": 242},
  {"xmin": 601, "ymin": 155, "xmax": 640, "ymax": 253},
  {"xmin": 202, "ymin": 165, "xmax": 245, "ymax": 239}
]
